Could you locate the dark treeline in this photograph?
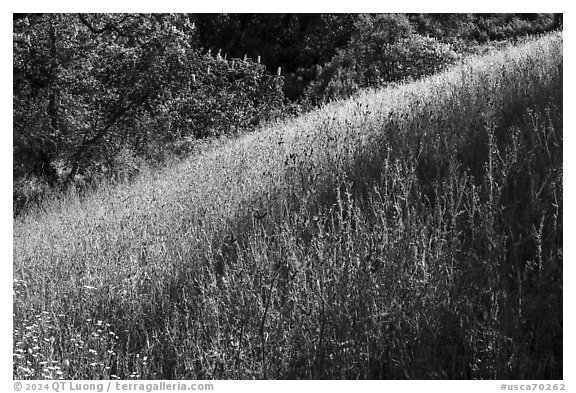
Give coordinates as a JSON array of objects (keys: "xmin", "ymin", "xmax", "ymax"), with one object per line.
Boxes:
[
  {"xmin": 13, "ymin": 13, "xmax": 562, "ymax": 214},
  {"xmin": 194, "ymin": 13, "xmax": 562, "ymax": 100}
]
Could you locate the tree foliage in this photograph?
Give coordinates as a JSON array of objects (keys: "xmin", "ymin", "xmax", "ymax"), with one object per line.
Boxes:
[
  {"xmin": 304, "ymin": 14, "xmax": 460, "ymax": 105},
  {"xmin": 191, "ymin": 13, "xmax": 560, "ymax": 103},
  {"xmin": 192, "ymin": 13, "xmax": 358, "ymax": 100},
  {"xmin": 14, "ymin": 13, "xmax": 284, "ymax": 212}
]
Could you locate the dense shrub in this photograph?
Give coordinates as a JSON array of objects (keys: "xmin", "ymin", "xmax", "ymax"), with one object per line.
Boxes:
[
  {"xmin": 193, "ymin": 14, "xmax": 360, "ymax": 101},
  {"xmin": 409, "ymin": 14, "xmax": 560, "ymax": 45},
  {"xmin": 192, "ymin": 14, "xmax": 561, "ymax": 102},
  {"xmin": 158, "ymin": 54, "xmax": 284, "ymax": 140},
  {"xmin": 472, "ymin": 14, "xmax": 557, "ymax": 42},
  {"xmin": 305, "ymin": 14, "xmax": 459, "ymax": 105}
]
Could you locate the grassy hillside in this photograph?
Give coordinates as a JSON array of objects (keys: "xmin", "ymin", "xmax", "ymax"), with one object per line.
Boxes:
[{"xmin": 13, "ymin": 32, "xmax": 562, "ymax": 379}]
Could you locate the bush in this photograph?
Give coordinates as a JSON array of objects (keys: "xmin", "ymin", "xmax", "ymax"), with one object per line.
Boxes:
[
  {"xmin": 305, "ymin": 14, "xmax": 460, "ymax": 105},
  {"xmin": 464, "ymin": 14, "xmax": 558, "ymax": 43},
  {"xmin": 151, "ymin": 53, "xmax": 284, "ymax": 142}
]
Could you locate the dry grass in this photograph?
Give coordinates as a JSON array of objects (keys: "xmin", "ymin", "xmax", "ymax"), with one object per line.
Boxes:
[{"xmin": 13, "ymin": 32, "xmax": 562, "ymax": 379}]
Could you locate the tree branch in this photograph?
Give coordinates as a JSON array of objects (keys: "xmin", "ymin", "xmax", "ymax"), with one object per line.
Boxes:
[
  {"xmin": 78, "ymin": 13, "xmax": 135, "ymax": 37},
  {"xmin": 64, "ymin": 87, "xmax": 157, "ymax": 186},
  {"xmin": 78, "ymin": 14, "xmax": 111, "ymax": 34}
]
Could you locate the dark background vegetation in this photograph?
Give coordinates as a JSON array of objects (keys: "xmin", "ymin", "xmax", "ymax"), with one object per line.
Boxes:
[{"xmin": 13, "ymin": 13, "xmax": 562, "ymax": 214}]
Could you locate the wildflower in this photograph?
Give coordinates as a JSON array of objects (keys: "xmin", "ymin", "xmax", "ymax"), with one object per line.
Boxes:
[{"xmin": 18, "ymin": 366, "xmax": 32, "ymax": 374}]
